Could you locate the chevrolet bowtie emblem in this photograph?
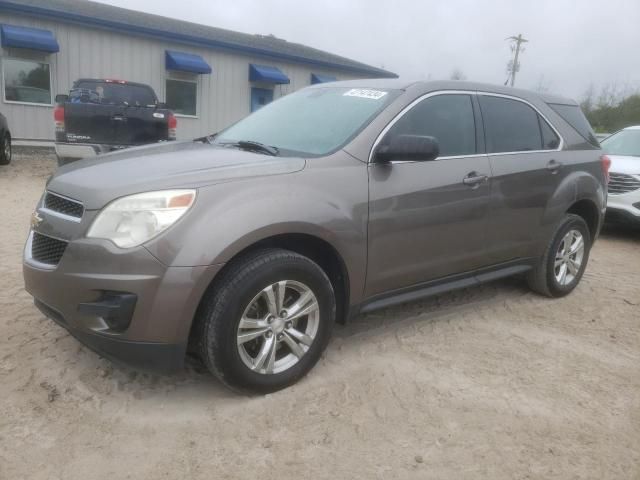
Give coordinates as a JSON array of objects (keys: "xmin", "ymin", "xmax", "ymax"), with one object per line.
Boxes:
[{"xmin": 31, "ymin": 211, "xmax": 43, "ymax": 229}]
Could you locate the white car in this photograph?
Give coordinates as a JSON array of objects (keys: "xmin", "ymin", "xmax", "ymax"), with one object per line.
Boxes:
[{"xmin": 601, "ymin": 126, "xmax": 640, "ymax": 225}]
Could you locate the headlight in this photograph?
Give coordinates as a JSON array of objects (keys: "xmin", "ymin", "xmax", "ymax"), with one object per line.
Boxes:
[{"xmin": 87, "ymin": 189, "xmax": 196, "ymax": 248}]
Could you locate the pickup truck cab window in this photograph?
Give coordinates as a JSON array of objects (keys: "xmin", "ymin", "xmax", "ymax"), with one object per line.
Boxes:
[{"xmin": 74, "ymin": 80, "xmax": 157, "ymax": 106}]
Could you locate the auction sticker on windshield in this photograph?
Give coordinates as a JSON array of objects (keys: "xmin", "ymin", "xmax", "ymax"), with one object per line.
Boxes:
[{"xmin": 343, "ymin": 89, "xmax": 388, "ymax": 100}]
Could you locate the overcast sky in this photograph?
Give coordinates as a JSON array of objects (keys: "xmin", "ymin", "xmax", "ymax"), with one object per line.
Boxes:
[{"xmin": 97, "ymin": 0, "xmax": 640, "ymax": 100}]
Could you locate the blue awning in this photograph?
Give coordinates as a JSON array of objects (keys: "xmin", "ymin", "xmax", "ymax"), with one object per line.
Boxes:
[
  {"xmin": 0, "ymin": 24, "xmax": 59, "ymax": 53},
  {"xmin": 311, "ymin": 73, "xmax": 337, "ymax": 84},
  {"xmin": 165, "ymin": 50, "xmax": 211, "ymax": 74},
  {"xmin": 249, "ymin": 64, "xmax": 290, "ymax": 84}
]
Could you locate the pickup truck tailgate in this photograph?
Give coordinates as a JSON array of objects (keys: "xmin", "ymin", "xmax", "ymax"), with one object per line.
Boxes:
[{"xmin": 63, "ymin": 103, "xmax": 170, "ymax": 146}]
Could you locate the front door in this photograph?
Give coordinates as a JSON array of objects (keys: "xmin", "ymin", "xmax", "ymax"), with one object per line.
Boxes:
[
  {"xmin": 366, "ymin": 92, "xmax": 492, "ymax": 297},
  {"xmin": 251, "ymin": 87, "xmax": 273, "ymax": 113}
]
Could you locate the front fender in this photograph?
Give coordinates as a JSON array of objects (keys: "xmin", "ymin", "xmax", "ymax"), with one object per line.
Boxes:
[{"xmin": 144, "ymin": 155, "xmax": 369, "ymax": 303}]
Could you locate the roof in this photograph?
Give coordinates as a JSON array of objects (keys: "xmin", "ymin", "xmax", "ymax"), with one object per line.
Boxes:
[
  {"xmin": 311, "ymin": 79, "xmax": 577, "ymax": 105},
  {"xmin": 0, "ymin": 0, "xmax": 397, "ymax": 78}
]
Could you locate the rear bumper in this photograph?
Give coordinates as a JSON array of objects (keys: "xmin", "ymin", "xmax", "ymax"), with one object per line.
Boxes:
[{"xmin": 54, "ymin": 142, "xmax": 127, "ymax": 161}]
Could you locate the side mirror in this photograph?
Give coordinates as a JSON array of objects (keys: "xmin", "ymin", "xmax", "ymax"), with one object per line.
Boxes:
[
  {"xmin": 374, "ymin": 134, "xmax": 440, "ymax": 163},
  {"xmin": 55, "ymin": 94, "xmax": 69, "ymax": 104}
]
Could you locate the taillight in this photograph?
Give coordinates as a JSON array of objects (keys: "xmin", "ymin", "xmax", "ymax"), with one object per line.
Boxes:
[
  {"xmin": 167, "ymin": 113, "xmax": 177, "ymax": 140},
  {"xmin": 601, "ymin": 154, "xmax": 611, "ymax": 184},
  {"xmin": 54, "ymin": 105, "xmax": 65, "ymax": 132}
]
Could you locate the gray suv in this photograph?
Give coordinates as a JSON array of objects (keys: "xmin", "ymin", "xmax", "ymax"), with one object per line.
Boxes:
[{"xmin": 23, "ymin": 80, "xmax": 608, "ymax": 393}]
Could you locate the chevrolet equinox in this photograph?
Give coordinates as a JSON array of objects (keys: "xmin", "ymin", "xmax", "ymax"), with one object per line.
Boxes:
[{"xmin": 23, "ymin": 80, "xmax": 608, "ymax": 393}]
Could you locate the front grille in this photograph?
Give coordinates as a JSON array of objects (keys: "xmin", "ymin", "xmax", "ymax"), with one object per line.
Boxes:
[
  {"xmin": 31, "ymin": 232, "xmax": 68, "ymax": 266},
  {"xmin": 43, "ymin": 192, "xmax": 84, "ymax": 219},
  {"xmin": 609, "ymin": 173, "xmax": 640, "ymax": 195}
]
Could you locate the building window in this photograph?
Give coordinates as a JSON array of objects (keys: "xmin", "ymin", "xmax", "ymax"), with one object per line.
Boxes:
[
  {"xmin": 165, "ymin": 78, "xmax": 197, "ymax": 116},
  {"xmin": 250, "ymin": 87, "xmax": 273, "ymax": 112},
  {"xmin": 3, "ymin": 58, "xmax": 52, "ymax": 105}
]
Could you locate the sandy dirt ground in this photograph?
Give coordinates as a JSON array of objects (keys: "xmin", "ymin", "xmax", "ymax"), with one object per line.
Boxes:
[{"xmin": 0, "ymin": 150, "xmax": 639, "ymax": 480}]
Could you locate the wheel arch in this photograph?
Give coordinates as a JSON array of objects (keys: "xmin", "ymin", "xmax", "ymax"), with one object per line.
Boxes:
[
  {"xmin": 188, "ymin": 232, "xmax": 352, "ymax": 355},
  {"xmin": 567, "ymin": 198, "xmax": 600, "ymax": 241}
]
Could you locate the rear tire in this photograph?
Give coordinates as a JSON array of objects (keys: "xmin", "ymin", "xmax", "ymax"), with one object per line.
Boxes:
[
  {"xmin": 0, "ymin": 133, "xmax": 11, "ymax": 165},
  {"xmin": 194, "ymin": 249, "xmax": 335, "ymax": 394},
  {"xmin": 527, "ymin": 214, "xmax": 591, "ymax": 297}
]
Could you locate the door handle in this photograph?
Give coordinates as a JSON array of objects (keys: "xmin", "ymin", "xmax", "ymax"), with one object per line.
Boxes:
[
  {"xmin": 111, "ymin": 115, "xmax": 126, "ymax": 122},
  {"xmin": 546, "ymin": 159, "xmax": 562, "ymax": 173},
  {"xmin": 463, "ymin": 172, "xmax": 489, "ymax": 187}
]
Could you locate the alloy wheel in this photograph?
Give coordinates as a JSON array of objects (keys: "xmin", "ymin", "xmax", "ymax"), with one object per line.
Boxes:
[
  {"xmin": 237, "ymin": 280, "xmax": 320, "ymax": 374},
  {"xmin": 554, "ymin": 229, "xmax": 584, "ymax": 286}
]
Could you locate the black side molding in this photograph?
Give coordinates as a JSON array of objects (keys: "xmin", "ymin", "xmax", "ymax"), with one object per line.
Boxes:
[{"xmin": 355, "ymin": 259, "xmax": 535, "ymax": 316}]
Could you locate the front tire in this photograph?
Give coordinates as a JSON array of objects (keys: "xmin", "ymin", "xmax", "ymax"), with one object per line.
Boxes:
[
  {"xmin": 0, "ymin": 133, "xmax": 11, "ymax": 165},
  {"xmin": 527, "ymin": 214, "xmax": 591, "ymax": 297},
  {"xmin": 194, "ymin": 249, "xmax": 335, "ymax": 394}
]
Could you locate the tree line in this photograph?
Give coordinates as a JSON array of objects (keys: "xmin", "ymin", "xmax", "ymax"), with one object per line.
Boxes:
[{"xmin": 580, "ymin": 84, "xmax": 640, "ymax": 134}]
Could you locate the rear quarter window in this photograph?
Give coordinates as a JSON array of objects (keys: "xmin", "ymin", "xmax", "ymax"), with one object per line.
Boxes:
[{"xmin": 547, "ymin": 103, "xmax": 599, "ymax": 147}]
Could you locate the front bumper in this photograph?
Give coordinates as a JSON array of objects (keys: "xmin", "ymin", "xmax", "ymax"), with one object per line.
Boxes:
[
  {"xmin": 33, "ymin": 298, "xmax": 185, "ymax": 372},
  {"xmin": 607, "ymin": 189, "xmax": 640, "ymax": 225},
  {"xmin": 23, "ymin": 231, "xmax": 223, "ymax": 373}
]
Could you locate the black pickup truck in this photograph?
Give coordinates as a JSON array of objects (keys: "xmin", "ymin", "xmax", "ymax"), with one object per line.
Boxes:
[{"xmin": 54, "ymin": 79, "xmax": 176, "ymax": 166}]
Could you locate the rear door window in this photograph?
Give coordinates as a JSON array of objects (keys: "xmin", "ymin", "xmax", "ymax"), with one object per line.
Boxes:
[
  {"xmin": 479, "ymin": 95, "xmax": 542, "ymax": 153},
  {"xmin": 385, "ymin": 93, "xmax": 476, "ymax": 157},
  {"xmin": 547, "ymin": 103, "xmax": 599, "ymax": 147},
  {"xmin": 538, "ymin": 115, "xmax": 560, "ymax": 150}
]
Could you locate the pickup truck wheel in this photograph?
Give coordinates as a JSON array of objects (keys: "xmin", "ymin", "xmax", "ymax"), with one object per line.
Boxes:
[
  {"xmin": 0, "ymin": 133, "xmax": 10, "ymax": 165},
  {"xmin": 194, "ymin": 249, "xmax": 335, "ymax": 394},
  {"xmin": 527, "ymin": 214, "xmax": 591, "ymax": 297}
]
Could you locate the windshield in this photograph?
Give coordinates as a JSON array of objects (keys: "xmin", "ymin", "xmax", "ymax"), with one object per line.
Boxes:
[
  {"xmin": 73, "ymin": 81, "xmax": 157, "ymax": 106},
  {"xmin": 214, "ymin": 87, "xmax": 399, "ymax": 156},
  {"xmin": 601, "ymin": 129, "xmax": 640, "ymax": 157}
]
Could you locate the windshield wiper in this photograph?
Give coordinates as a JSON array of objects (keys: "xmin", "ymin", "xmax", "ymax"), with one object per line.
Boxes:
[
  {"xmin": 194, "ymin": 132, "xmax": 217, "ymax": 144},
  {"xmin": 221, "ymin": 140, "xmax": 279, "ymax": 156}
]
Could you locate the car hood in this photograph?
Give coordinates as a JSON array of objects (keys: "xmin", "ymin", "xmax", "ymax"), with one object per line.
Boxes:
[
  {"xmin": 48, "ymin": 141, "xmax": 306, "ymax": 210},
  {"xmin": 608, "ymin": 155, "xmax": 640, "ymax": 176}
]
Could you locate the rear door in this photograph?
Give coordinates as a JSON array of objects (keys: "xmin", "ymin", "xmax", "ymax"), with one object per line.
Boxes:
[
  {"xmin": 478, "ymin": 94, "xmax": 565, "ymax": 263},
  {"xmin": 366, "ymin": 92, "xmax": 492, "ymax": 297}
]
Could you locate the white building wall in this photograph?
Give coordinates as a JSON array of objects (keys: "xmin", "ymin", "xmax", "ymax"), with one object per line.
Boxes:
[{"xmin": 0, "ymin": 12, "xmax": 364, "ymax": 140}]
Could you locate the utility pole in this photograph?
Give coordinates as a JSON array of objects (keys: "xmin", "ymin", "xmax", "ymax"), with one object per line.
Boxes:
[{"xmin": 506, "ymin": 34, "xmax": 528, "ymax": 87}]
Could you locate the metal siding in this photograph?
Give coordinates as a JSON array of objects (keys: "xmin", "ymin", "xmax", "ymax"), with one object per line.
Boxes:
[{"xmin": 0, "ymin": 13, "xmax": 364, "ymax": 141}]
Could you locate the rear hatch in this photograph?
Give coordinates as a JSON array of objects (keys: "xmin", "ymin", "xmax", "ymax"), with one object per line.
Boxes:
[{"xmin": 62, "ymin": 80, "xmax": 171, "ymax": 146}]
